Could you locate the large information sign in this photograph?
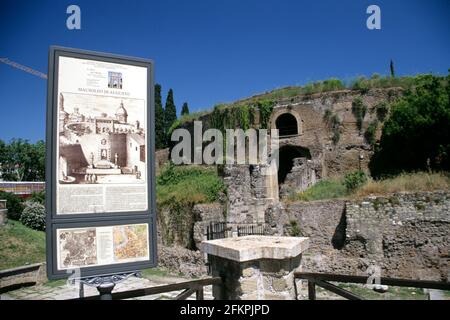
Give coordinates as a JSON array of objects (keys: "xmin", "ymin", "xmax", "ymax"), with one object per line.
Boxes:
[{"xmin": 45, "ymin": 47, "xmax": 156, "ymax": 279}]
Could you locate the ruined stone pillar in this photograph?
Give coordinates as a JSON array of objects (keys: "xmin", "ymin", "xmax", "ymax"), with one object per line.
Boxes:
[{"xmin": 201, "ymin": 235, "xmax": 309, "ymax": 300}]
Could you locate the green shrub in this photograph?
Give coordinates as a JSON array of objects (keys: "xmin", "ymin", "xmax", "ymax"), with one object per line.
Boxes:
[
  {"xmin": 30, "ymin": 190, "xmax": 45, "ymax": 205},
  {"xmin": 20, "ymin": 201, "xmax": 46, "ymax": 231},
  {"xmin": 364, "ymin": 120, "xmax": 378, "ymax": 146},
  {"xmin": 0, "ymin": 191, "xmax": 24, "ymax": 220},
  {"xmin": 344, "ymin": 171, "xmax": 368, "ymax": 192},
  {"xmin": 288, "ymin": 220, "xmax": 302, "ymax": 237},
  {"xmin": 352, "ymin": 97, "xmax": 367, "ymax": 133}
]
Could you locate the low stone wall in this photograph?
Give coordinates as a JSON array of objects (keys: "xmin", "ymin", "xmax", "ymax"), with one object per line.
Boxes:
[
  {"xmin": 272, "ymin": 191, "xmax": 450, "ymax": 281},
  {"xmin": 0, "ymin": 263, "xmax": 47, "ymax": 292},
  {"xmin": 157, "ymin": 202, "xmax": 225, "ymax": 250},
  {"xmin": 157, "ymin": 245, "xmax": 207, "ymax": 278}
]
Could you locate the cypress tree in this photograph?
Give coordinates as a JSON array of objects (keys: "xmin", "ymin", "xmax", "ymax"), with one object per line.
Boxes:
[
  {"xmin": 181, "ymin": 102, "xmax": 190, "ymax": 116},
  {"xmin": 164, "ymin": 89, "xmax": 177, "ymax": 142},
  {"xmin": 154, "ymin": 84, "xmax": 166, "ymax": 149},
  {"xmin": 390, "ymin": 59, "xmax": 395, "ymax": 78}
]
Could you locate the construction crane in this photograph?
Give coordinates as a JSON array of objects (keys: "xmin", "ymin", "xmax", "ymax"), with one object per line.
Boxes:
[{"xmin": 0, "ymin": 57, "xmax": 47, "ymax": 79}]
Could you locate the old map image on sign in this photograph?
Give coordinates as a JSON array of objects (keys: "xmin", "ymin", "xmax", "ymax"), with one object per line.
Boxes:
[
  {"xmin": 56, "ymin": 56, "xmax": 148, "ymax": 214},
  {"xmin": 57, "ymin": 223, "xmax": 149, "ymax": 270}
]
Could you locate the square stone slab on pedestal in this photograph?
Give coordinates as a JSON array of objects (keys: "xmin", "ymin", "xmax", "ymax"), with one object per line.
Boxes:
[{"xmin": 201, "ymin": 235, "xmax": 309, "ymax": 262}]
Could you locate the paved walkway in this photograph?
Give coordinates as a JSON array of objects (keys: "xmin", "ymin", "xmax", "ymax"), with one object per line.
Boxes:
[{"xmin": 1, "ymin": 276, "xmax": 214, "ymax": 300}]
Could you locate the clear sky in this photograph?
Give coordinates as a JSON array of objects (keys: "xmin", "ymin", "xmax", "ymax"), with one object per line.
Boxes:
[{"xmin": 0, "ymin": 0, "xmax": 449, "ymax": 142}]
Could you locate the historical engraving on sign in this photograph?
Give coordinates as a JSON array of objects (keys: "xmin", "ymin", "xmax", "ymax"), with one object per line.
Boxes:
[{"xmin": 56, "ymin": 56, "xmax": 148, "ymax": 214}]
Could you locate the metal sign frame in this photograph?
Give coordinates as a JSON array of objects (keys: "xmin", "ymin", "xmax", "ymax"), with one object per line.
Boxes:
[{"xmin": 45, "ymin": 46, "xmax": 157, "ymax": 279}]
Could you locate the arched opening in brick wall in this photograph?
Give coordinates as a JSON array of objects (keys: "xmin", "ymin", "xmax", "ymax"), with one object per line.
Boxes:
[
  {"xmin": 275, "ymin": 113, "xmax": 299, "ymax": 137},
  {"xmin": 278, "ymin": 145, "xmax": 311, "ymax": 185}
]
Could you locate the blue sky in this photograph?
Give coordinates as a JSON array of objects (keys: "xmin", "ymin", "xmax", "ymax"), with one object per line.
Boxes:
[{"xmin": 0, "ymin": 0, "xmax": 449, "ymax": 142}]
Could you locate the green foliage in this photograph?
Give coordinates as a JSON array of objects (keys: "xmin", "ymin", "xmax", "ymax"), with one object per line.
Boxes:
[
  {"xmin": 295, "ymin": 178, "xmax": 348, "ymax": 201},
  {"xmin": 0, "ymin": 139, "xmax": 45, "ymax": 181},
  {"xmin": 157, "ymin": 163, "xmax": 226, "ymax": 206},
  {"xmin": 288, "ymin": 220, "xmax": 302, "ymax": 237},
  {"xmin": 181, "ymin": 102, "xmax": 190, "ymax": 116},
  {"xmin": 370, "ymin": 74, "xmax": 450, "ymax": 177},
  {"xmin": 256, "ymin": 100, "xmax": 274, "ymax": 129},
  {"xmin": 344, "ymin": 171, "xmax": 368, "ymax": 192},
  {"xmin": 0, "ymin": 191, "xmax": 24, "ymax": 220},
  {"xmin": 375, "ymin": 102, "xmax": 389, "ymax": 122},
  {"xmin": 164, "ymin": 89, "xmax": 177, "ymax": 144},
  {"xmin": 155, "ymin": 84, "xmax": 166, "ymax": 149},
  {"xmin": 364, "ymin": 120, "xmax": 378, "ymax": 146},
  {"xmin": 351, "ymin": 97, "xmax": 367, "ymax": 133},
  {"xmin": 351, "ymin": 77, "xmax": 370, "ymax": 94},
  {"xmin": 20, "ymin": 201, "xmax": 46, "ymax": 231},
  {"xmin": 30, "ymin": 190, "xmax": 45, "ymax": 205},
  {"xmin": 207, "ymin": 100, "xmax": 273, "ymax": 132}
]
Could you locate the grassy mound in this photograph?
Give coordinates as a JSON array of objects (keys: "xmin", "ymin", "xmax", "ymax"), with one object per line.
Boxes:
[{"xmin": 0, "ymin": 220, "xmax": 45, "ymax": 270}]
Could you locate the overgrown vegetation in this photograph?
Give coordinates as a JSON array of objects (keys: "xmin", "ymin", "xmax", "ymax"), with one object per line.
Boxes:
[
  {"xmin": 293, "ymin": 178, "xmax": 348, "ymax": 201},
  {"xmin": 156, "ymin": 163, "xmax": 226, "ymax": 248},
  {"xmin": 351, "ymin": 97, "xmax": 367, "ymax": 133},
  {"xmin": 293, "ymin": 171, "xmax": 449, "ymax": 202},
  {"xmin": 370, "ymin": 73, "xmax": 450, "ymax": 177},
  {"xmin": 0, "ymin": 191, "xmax": 24, "ymax": 220},
  {"xmin": 288, "ymin": 220, "xmax": 302, "ymax": 237},
  {"xmin": 355, "ymin": 172, "xmax": 450, "ymax": 197},
  {"xmin": 344, "ymin": 171, "xmax": 368, "ymax": 192},
  {"xmin": 364, "ymin": 120, "xmax": 378, "ymax": 146},
  {"xmin": 157, "ymin": 162, "xmax": 225, "ymax": 206}
]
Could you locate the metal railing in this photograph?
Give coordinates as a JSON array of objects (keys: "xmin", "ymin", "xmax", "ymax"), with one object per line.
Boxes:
[
  {"xmin": 237, "ymin": 224, "xmax": 267, "ymax": 237},
  {"xmin": 294, "ymin": 272, "xmax": 450, "ymax": 300},
  {"xmin": 72, "ymin": 276, "xmax": 222, "ymax": 300},
  {"xmin": 206, "ymin": 222, "xmax": 227, "ymax": 240}
]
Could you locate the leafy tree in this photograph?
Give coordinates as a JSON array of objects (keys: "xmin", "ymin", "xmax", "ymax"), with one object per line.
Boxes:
[
  {"xmin": 370, "ymin": 74, "xmax": 450, "ymax": 177},
  {"xmin": 181, "ymin": 102, "xmax": 190, "ymax": 116},
  {"xmin": 0, "ymin": 139, "xmax": 45, "ymax": 181},
  {"xmin": 154, "ymin": 84, "xmax": 166, "ymax": 149},
  {"xmin": 164, "ymin": 89, "xmax": 177, "ymax": 143}
]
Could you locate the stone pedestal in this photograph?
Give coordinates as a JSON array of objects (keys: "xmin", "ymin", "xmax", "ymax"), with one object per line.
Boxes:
[{"xmin": 201, "ymin": 235, "xmax": 309, "ymax": 300}]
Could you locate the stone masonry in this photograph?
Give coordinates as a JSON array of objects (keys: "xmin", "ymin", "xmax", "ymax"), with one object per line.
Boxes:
[
  {"xmin": 267, "ymin": 191, "xmax": 450, "ymax": 281},
  {"xmin": 201, "ymin": 236, "xmax": 309, "ymax": 300}
]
